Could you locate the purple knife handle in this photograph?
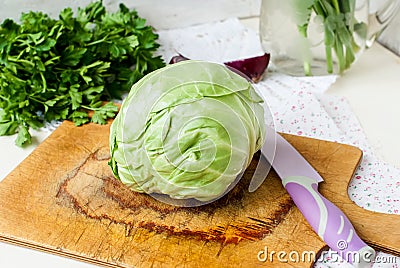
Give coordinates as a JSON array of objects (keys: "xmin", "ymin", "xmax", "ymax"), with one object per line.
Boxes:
[{"xmin": 282, "ymin": 176, "xmax": 375, "ymax": 267}]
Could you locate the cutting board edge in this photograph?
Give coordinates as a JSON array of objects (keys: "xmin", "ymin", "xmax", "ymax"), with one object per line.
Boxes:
[{"xmin": 0, "ymin": 235, "xmax": 119, "ymax": 268}]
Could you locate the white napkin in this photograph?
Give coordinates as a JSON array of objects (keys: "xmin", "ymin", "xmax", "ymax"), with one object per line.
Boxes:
[{"xmin": 157, "ymin": 17, "xmax": 400, "ymax": 267}]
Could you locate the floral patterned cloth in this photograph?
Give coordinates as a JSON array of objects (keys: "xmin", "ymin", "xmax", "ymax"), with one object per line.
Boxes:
[{"xmin": 157, "ymin": 18, "xmax": 400, "ymax": 267}]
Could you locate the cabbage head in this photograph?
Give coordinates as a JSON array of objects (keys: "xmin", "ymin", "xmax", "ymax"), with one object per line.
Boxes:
[{"xmin": 109, "ymin": 60, "xmax": 265, "ymax": 203}]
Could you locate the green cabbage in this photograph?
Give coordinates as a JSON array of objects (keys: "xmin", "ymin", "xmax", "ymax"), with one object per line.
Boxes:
[{"xmin": 109, "ymin": 60, "xmax": 265, "ymax": 203}]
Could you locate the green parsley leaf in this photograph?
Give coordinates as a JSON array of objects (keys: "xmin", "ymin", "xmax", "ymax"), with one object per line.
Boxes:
[
  {"xmin": 0, "ymin": 121, "xmax": 19, "ymax": 136},
  {"xmin": 91, "ymin": 102, "xmax": 119, "ymax": 125},
  {"xmin": 15, "ymin": 125, "xmax": 32, "ymax": 146},
  {"xmin": 69, "ymin": 110, "xmax": 90, "ymax": 126}
]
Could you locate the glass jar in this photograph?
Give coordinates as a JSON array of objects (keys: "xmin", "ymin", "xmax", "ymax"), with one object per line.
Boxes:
[{"xmin": 259, "ymin": 0, "xmax": 399, "ymax": 76}]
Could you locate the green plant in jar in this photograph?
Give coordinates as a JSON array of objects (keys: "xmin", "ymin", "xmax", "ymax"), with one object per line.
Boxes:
[
  {"xmin": 260, "ymin": 0, "xmax": 369, "ymax": 76},
  {"xmin": 297, "ymin": 0, "xmax": 367, "ymax": 75}
]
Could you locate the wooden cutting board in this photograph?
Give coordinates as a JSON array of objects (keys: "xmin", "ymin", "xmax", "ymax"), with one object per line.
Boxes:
[{"xmin": 0, "ymin": 120, "xmax": 399, "ymax": 267}]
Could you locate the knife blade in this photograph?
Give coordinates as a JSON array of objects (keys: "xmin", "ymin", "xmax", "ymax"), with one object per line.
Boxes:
[{"xmin": 253, "ymin": 128, "xmax": 376, "ymax": 267}]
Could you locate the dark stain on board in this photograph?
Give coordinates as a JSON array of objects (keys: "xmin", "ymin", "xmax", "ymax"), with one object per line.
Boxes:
[{"xmin": 57, "ymin": 147, "xmax": 294, "ymax": 245}]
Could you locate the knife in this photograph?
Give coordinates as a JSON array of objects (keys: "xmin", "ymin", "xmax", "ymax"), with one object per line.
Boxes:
[{"xmin": 250, "ymin": 127, "xmax": 376, "ymax": 267}]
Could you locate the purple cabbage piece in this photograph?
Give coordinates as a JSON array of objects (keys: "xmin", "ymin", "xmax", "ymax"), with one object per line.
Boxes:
[{"xmin": 169, "ymin": 53, "xmax": 270, "ymax": 83}]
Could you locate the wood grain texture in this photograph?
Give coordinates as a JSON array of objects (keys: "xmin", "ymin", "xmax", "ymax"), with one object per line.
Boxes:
[{"xmin": 0, "ymin": 120, "xmax": 398, "ymax": 267}]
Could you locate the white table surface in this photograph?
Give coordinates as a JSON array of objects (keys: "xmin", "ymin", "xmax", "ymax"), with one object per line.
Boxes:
[
  {"xmin": 327, "ymin": 43, "xmax": 400, "ymax": 169},
  {"xmin": 1, "ymin": 20, "xmax": 400, "ymax": 268}
]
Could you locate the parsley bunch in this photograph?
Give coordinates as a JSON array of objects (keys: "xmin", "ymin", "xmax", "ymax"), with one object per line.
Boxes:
[{"xmin": 0, "ymin": 1, "xmax": 165, "ymax": 146}]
